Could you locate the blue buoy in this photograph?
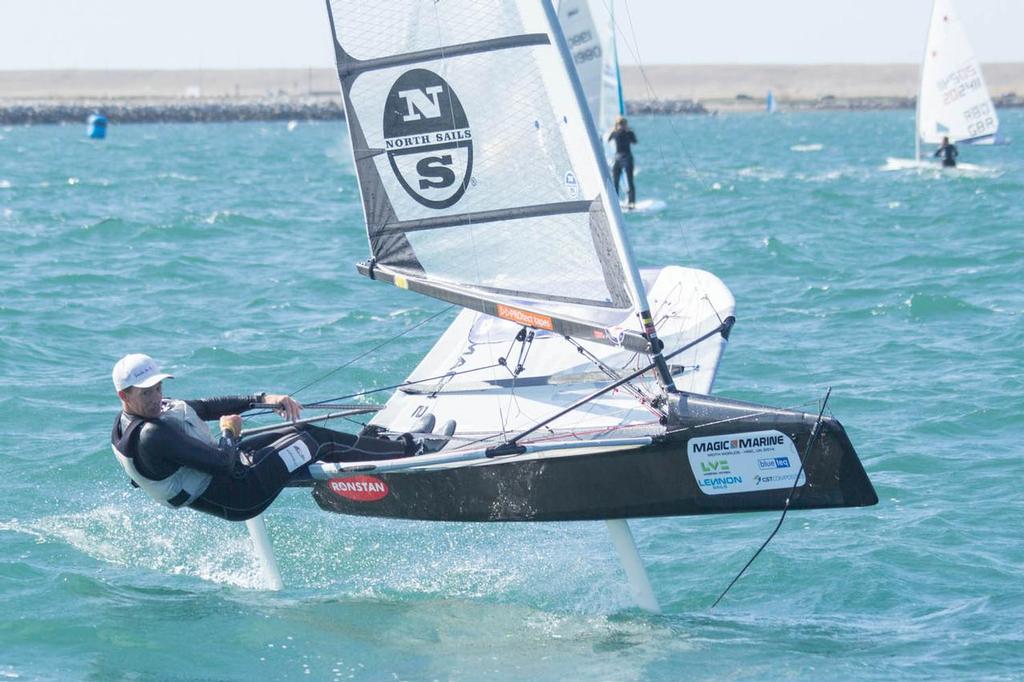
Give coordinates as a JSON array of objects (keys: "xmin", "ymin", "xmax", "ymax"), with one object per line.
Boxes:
[{"xmin": 87, "ymin": 113, "xmax": 108, "ymax": 139}]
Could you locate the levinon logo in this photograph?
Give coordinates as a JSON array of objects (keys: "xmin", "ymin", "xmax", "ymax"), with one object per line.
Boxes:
[{"xmin": 383, "ymin": 69, "xmax": 473, "ymax": 209}]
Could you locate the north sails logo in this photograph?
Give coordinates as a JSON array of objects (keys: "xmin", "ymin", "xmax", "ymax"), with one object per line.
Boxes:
[{"xmin": 383, "ymin": 69, "xmax": 473, "ymax": 209}]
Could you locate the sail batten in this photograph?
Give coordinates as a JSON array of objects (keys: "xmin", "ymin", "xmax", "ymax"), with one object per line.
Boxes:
[
  {"xmin": 375, "ymin": 200, "xmax": 594, "ymax": 235},
  {"xmin": 337, "ymin": 34, "xmax": 552, "ymax": 77}
]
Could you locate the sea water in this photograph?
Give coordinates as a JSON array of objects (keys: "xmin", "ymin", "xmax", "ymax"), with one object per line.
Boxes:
[{"xmin": 0, "ymin": 111, "xmax": 1021, "ymax": 680}]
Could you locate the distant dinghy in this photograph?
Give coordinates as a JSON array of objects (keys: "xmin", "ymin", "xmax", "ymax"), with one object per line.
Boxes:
[
  {"xmin": 886, "ymin": 0, "xmax": 1005, "ymax": 170},
  {"xmin": 620, "ymin": 198, "xmax": 666, "ymax": 213}
]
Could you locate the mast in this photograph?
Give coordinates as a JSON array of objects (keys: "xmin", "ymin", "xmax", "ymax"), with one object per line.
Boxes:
[
  {"xmin": 541, "ymin": 0, "xmax": 677, "ymax": 390},
  {"xmin": 612, "ymin": 9, "xmax": 625, "ymax": 119},
  {"xmin": 915, "ymin": 0, "xmax": 937, "ymax": 163}
]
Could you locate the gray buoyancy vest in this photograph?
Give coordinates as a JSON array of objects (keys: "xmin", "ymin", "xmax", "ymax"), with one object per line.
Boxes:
[{"xmin": 110, "ymin": 400, "xmax": 215, "ymax": 508}]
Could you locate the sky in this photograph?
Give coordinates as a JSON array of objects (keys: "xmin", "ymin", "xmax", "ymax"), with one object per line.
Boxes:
[{"xmin": 1, "ymin": 0, "xmax": 1023, "ymax": 71}]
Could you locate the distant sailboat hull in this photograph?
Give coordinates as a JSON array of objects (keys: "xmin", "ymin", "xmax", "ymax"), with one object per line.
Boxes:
[
  {"xmin": 308, "ymin": 393, "xmax": 877, "ymax": 522},
  {"xmin": 882, "ymin": 157, "xmax": 989, "ymax": 173}
]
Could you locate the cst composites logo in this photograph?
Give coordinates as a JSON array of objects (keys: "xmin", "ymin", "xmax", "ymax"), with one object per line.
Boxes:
[{"xmin": 383, "ymin": 69, "xmax": 473, "ymax": 209}]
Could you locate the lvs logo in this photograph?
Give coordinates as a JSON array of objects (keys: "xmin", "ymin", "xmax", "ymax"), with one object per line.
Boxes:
[
  {"xmin": 700, "ymin": 460, "xmax": 731, "ymax": 474},
  {"xmin": 383, "ymin": 69, "xmax": 473, "ymax": 209}
]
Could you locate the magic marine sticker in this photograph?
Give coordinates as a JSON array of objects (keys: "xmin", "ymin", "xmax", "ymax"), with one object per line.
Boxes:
[
  {"xmin": 383, "ymin": 68, "xmax": 473, "ymax": 209},
  {"xmin": 687, "ymin": 429, "xmax": 805, "ymax": 495}
]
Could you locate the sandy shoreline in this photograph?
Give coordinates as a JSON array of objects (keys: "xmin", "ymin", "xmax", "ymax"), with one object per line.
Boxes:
[{"xmin": 1, "ymin": 65, "xmax": 1022, "ymax": 121}]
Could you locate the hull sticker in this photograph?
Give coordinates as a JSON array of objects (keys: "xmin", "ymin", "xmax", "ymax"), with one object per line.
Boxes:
[
  {"xmin": 687, "ymin": 429, "xmax": 804, "ymax": 495},
  {"xmin": 328, "ymin": 475, "xmax": 390, "ymax": 502}
]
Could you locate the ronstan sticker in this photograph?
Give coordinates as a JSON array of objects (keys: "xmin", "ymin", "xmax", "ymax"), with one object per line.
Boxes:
[
  {"xmin": 383, "ymin": 69, "xmax": 473, "ymax": 209},
  {"xmin": 328, "ymin": 476, "xmax": 390, "ymax": 502}
]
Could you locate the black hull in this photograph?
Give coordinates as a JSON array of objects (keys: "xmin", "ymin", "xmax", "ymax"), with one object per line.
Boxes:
[{"xmin": 310, "ymin": 393, "xmax": 877, "ymax": 522}]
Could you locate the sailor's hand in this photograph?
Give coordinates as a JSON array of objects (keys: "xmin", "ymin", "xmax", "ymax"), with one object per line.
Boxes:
[
  {"xmin": 220, "ymin": 415, "xmax": 242, "ymax": 438},
  {"xmin": 264, "ymin": 394, "xmax": 302, "ymax": 422}
]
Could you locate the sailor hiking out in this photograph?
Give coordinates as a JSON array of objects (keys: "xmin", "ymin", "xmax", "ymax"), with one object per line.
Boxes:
[{"xmin": 110, "ymin": 353, "xmax": 452, "ymax": 521}]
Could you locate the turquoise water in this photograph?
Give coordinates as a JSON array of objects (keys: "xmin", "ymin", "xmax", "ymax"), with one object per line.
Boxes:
[{"xmin": 1, "ymin": 110, "xmax": 1022, "ymax": 680}]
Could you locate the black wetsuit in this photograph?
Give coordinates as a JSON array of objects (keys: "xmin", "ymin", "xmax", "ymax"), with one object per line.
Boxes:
[
  {"xmin": 607, "ymin": 127, "xmax": 637, "ymax": 206},
  {"xmin": 935, "ymin": 142, "xmax": 959, "ymax": 167},
  {"xmin": 112, "ymin": 395, "xmax": 411, "ymax": 521}
]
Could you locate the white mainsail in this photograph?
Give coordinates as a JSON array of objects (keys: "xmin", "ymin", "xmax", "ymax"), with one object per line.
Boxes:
[
  {"xmin": 326, "ymin": 0, "xmax": 657, "ymax": 353},
  {"xmin": 557, "ymin": 0, "xmax": 624, "ymax": 142},
  {"xmin": 916, "ymin": 0, "xmax": 1000, "ymax": 158}
]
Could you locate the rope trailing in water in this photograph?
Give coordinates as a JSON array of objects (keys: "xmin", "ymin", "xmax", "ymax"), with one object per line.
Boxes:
[
  {"xmin": 710, "ymin": 387, "xmax": 832, "ymax": 609},
  {"xmin": 613, "ymin": 0, "xmax": 713, "ymax": 193}
]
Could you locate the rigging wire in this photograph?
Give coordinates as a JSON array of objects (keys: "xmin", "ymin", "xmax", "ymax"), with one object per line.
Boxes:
[
  {"xmin": 614, "ymin": 0, "xmax": 713, "ymax": 194},
  {"xmin": 283, "ymin": 304, "xmax": 456, "ymax": 400},
  {"xmin": 426, "ymin": 1, "xmax": 511, "ymax": 438},
  {"xmin": 710, "ymin": 388, "xmax": 833, "ymax": 609},
  {"xmin": 562, "ymin": 335, "xmax": 663, "ymax": 417},
  {"xmin": 590, "ymin": 0, "xmax": 726, "ymax": 359},
  {"xmin": 614, "ymin": 0, "xmax": 710, "ymax": 289},
  {"xmin": 605, "ymin": 3, "xmax": 831, "ymax": 396},
  {"xmin": 282, "ymin": 7, "xmax": 730, "ymax": 442},
  {"xmin": 247, "ymin": 358, "xmax": 505, "ymax": 419},
  {"xmin": 614, "ymin": 2, "xmax": 828, "ymax": 397}
]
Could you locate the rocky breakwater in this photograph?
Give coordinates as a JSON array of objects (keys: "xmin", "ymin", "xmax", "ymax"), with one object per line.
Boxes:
[
  {"xmin": 625, "ymin": 99, "xmax": 709, "ymax": 115},
  {"xmin": 0, "ymin": 95, "xmax": 715, "ymax": 126},
  {"xmin": 0, "ymin": 97, "xmax": 345, "ymax": 125},
  {"xmin": 2, "ymin": 93, "xmax": 1020, "ymax": 126}
]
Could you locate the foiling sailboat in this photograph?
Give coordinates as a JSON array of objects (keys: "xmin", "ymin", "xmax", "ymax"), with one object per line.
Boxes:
[
  {"xmin": 886, "ymin": 0, "xmax": 1005, "ymax": 171},
  {"xmin": 259, "ymin": 1, "xmax": 876, "ymax": 609}
]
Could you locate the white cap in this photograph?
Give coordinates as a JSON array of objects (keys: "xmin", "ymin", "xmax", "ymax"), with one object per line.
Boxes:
[{"xmin": 112, "ymin": 353, "xmax": 174, "ymax": 392}]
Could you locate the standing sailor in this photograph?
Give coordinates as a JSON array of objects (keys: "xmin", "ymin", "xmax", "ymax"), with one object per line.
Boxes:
[
  {"xmin": 110, "ymin": 353, "xmax": 452, "ymax": 521},
  {"xmin": 607, "ymin": 116, "xmax": 637, "ymax": 209},
  {"xmin": 934, "ymin": 136, "xmax": 959, "ymax": 168}
]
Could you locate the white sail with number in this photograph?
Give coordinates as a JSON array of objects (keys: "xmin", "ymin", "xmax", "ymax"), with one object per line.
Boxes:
[
  {"xmin": 326, "ymin": 0, "xmax": 656, "ymax": 352},
  {"xmin": 557, "ymin": 0, "xmax": 624, "ymax": 142},
  {"xmin": 917, "ymin": 0, "xmax": 1000, "ymax": 148}
]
